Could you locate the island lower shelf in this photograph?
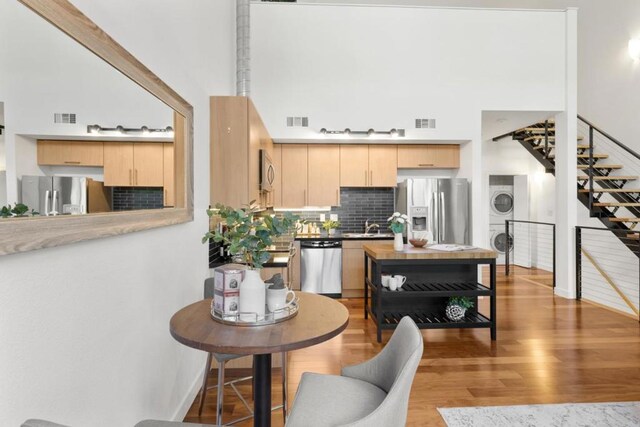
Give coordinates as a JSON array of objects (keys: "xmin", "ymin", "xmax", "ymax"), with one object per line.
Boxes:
[{"xmin": 363, "ymin": 243, "xmax": 497, "ymax": 342}]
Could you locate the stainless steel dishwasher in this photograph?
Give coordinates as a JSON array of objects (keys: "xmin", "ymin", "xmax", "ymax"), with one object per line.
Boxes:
[{"xmin": 300, "ymin": 240, "xmax": 342, "ymax": 297}]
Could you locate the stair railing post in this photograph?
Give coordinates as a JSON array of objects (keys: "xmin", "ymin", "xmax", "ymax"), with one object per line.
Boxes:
[
  {"xmin": 575, "ymin": 227, "xmax": 582, "ymax": 300},
  {"xmin": 544, "ymin": 120, "xmax": 549, "ymax": 157},
  {"xmin": 588, "ymin": 126, "xmax": 594, "ymax": 215},
  {"xmin": 505, "ymin": 220, "xmax": 510, "ymax": 276}
]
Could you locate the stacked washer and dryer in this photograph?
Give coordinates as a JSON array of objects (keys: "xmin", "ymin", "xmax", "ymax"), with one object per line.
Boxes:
[{"xmin": 489, "ymin": 176, "xmax": 515, "ymax": 265}]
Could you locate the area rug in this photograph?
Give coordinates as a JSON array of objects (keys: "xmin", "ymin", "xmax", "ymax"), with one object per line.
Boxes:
[{"xmin": 438, "ymin": 402, "xmax": 640, "ymax": 427}]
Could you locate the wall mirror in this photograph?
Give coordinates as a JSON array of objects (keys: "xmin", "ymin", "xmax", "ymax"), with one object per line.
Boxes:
[{"xmin": 0, "ymin": 0, "xmax": 193, "ymax": 255}]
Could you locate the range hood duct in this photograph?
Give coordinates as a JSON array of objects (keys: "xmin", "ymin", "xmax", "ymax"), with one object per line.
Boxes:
[{"xmin": 236, "ymin": 0, "xmax": 250, "ymax": 96}]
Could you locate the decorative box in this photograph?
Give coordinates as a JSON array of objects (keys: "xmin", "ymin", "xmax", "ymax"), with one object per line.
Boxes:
[{"xmin": 212, "ymin": 263, "xmax": 247, "ymax": 315}]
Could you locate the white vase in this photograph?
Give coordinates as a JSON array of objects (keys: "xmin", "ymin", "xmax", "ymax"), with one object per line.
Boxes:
[
  {"xmin": 328, "ymin": 228, "xmax": 336, "ymax": 235},
  {"xmin": 393, "ymin": 233, "xmax": 404, "ymax": 251},
  {"xmin": 239, "ymin": 269, "xmax": 266, "ymax": 321}
]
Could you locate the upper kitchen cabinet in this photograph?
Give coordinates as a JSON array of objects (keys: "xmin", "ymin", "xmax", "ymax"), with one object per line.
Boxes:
[
  {"xmin": 340, "ymin": 145, "xmax": 369, "ymax": 187},
  {"xmin": 397, "ymin": 145, "xmax": 460, "ymax": 169},
  {"xmin": 163, "ymin": 143, "xmax": 175, "ymax": 207},
  {"xmin": 210, "ymin": 96, "xmax": 273, "ymax": 209},
  {"xmin": 272, "ymin": 144, "xmax": 282, "ymax": 208},
  {"xmin": 339, "ymin": 145, "xmax": 397, "ymax": 188},
  {"xmin": 37, "ymin": 140, "xmax": 104, "ymax": 166},
  {"xmin": 280, "ymin": 144, "xmax": 308, "ymax": 208},
  {"xmin": 308, "ymin": 144, "xmax": 340, "ymax": 206},
  {"xmin": 103, "ymin": 142, "xmax": 164, "ymax": 187},
  {"xmin": 368, "ymin": 145, "xmax": 398, "ymax": 187}
]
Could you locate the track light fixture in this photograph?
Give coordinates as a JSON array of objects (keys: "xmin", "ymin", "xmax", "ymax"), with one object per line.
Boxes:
[
  {"xmin": 318, "ymin": 127, "xmax": 405, "ymax": 138},
  {"xmin": 86, "ymin": 124, "xmax": 174, "ymax": 135}
]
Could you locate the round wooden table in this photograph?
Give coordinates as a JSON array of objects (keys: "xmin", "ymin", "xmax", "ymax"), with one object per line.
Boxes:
[{"xmin": 170, "ymin": 292, "xmax": 349, "ymax": 427}]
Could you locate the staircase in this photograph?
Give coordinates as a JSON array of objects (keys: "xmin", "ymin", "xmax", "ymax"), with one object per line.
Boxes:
[{"xmin": 495, "ymin": 116, "xmax": 640, "ymax": 256}]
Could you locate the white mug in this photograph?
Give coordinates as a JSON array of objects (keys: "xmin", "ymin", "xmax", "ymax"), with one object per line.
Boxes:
[
  {"xmin": 381, "ymin": 275, "xmax": 391, "ymax": 288},
  {"xmin": 392, "ymin": 275, "xmax": 407, "ymax": 289},
  {"xmin": 389, "ymin": 280, "xmax": 398, "ymax": 291},
  {"xmin": 267, "ymin": 288, "xmax": 296, "ymax": 313}
]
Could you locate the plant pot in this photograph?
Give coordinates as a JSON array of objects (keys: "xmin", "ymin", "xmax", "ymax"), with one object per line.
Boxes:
[
  {"xmin": 393, "ymin": 233, "xmax": 404, "ymax": 251},
  {"xmin": 445, "ymin": 304, "xmax": 467, "ymax": 322},
  {"xmin": 328, "ymin": 228, "xmax": 336, "ymax": 235},
  {"xmin": 239, "ymin": 269, "xmax": 266, "ymax": 321}
]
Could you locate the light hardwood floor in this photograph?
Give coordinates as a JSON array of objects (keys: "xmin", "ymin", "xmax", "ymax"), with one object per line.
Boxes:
[{"xmin": 184, "ymin": 266, "xmax": 640, "ymax": 426}]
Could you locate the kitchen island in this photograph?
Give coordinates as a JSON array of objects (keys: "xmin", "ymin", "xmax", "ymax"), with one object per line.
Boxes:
[{"xmin": 363, "ymin": 242, "xmax": 497, "ymax": 342}]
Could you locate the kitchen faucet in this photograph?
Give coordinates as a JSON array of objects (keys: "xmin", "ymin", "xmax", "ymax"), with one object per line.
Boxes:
[{"xmin": 364, "ymin": 219, "xmax": 380, "ymax": 234}]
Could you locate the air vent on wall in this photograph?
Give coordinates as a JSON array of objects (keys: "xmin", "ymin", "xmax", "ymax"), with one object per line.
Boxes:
[
  {"xmin": 415, "ymin": 118, "xmax": 436, "ymax": 129},
  {"xmin": 54, "ymin": 113, "xmax": 76, "ymax": 124},
  {"xmin": 286, "ymin": 116, "xmax": 309, "ymax": 127}
]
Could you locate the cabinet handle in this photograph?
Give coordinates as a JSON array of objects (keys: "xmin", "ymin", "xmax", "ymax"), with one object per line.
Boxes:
[
  {"xmin": 419, "ymin": 163, "xmax": 434, "ymax": 167},
  {"xmin": 64, "ymin": 161, "xmax": 81, "ymax": 164},
  {"xmin": 129, "ymin": 169, "xmax": 132, "ymax": 185}
]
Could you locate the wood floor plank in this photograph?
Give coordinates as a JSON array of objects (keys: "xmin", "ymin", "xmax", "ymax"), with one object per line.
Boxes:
[{"xmin": 184, "ymin": 265, "xmax": 640, "ymax": 427}]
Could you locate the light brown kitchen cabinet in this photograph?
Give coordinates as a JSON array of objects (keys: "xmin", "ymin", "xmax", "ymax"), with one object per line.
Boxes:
[
  {"xmin": 272, "ymin": 144, "xmax": 282, "ymax": 208},
  {"xmin": 368, "ymin": 145, "xmax": 398, "ymax": 187},
  {"xmin": 397, "ymin": 144, "xmax": 460, "ymax": 169},
  {"xmin": 210, "ymin": 96, "xmax": 273, "ymax": 208},
  {"xmin": 339, "ymin": 145, "xmax": 397, "ymax": 188},
  {"xmin": 104, "ymin": 143, "xmax": 134, "ymax": 186},
  {"xmin": 281, "ymin": 144, "xmax": 308, "ymax": 208},
  {"xmin": 308, "ymin": 144, "xmax": 340, "ymax": 206},
  {"xmin": 342, "ymin": 240, "xmax": 371, "ymax": 298},
  {"xmin": 339, "ymin": 145, "xmax": 369, "ymax": 187},
  {"xmin": 104, "ymin": 142, "xmax": 163, "ymax": 187},
  {"xmin": 37, "ymin": 140, "xmax": 104, "ymax": 166},
  {"xmin": 163, "ymin": 143, "xmax": 175, "ymax": 207}
]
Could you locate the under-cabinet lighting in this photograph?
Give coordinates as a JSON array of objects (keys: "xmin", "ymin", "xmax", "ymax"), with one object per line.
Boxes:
[
  {"xmin": 319, "ymin": 128, "xmax": 405, "ymax": 138},
  {"xmin": 86, "ymin": 124, "xmax": 174, "ymax": 136},
  {"xmin": 274, "ymin": 207, "xmax": 332, "ymax": 212},
  {"xmin": 629, "ymin": 39, "xmax": 640, "ymax": 60}
]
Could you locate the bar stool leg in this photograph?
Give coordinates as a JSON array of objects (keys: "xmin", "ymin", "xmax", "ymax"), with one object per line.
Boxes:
[
  {"xmin": 198, "ymin": 353, "xmax": 213, "ymax": 416},
  {"xmin": 281, "ymin": 351, "xmax": 288, "ymax": 422},
  {"xmin": 216, "ymin": 359, "xmax": 226, "ymax": 426}
]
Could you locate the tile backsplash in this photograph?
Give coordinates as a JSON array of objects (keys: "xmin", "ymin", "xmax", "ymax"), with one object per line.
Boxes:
[
  {"xmin": 112, "ymin": 187, "xmax": 164, "ymax": 211},
  {"xmin": 285, "ymin": 187, "xmax": 396, "ymax": 233}
]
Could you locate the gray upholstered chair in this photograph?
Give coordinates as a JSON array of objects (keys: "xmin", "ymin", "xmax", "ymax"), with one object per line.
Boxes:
[
  {"xmin": 22, "ymin": 421, "xmax": 71, "ymax": 427},
  {"xmin": 285, "ymin": 316, "xmax": 423, "ymax": 427},
  {"xmin": 202, "ymin": 277, "xmax": 288, "ymax": 424}
]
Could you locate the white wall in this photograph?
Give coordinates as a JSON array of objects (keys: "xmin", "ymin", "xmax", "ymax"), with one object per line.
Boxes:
[
  {"xmin": 251, "ymin": 3, "xmax": 570, "ymax": 254},
  {"xmin": 0, "ymin": 1, "xmax": 235, "ymax": 426}
]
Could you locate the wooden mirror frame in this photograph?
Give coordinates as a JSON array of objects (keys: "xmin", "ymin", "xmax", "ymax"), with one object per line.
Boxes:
[{"xmin": 0, "ymin": 0, "xmax": 194, "ymax": 255}]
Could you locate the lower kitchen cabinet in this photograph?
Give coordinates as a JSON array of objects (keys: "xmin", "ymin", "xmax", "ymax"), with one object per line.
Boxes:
[{"xmin": 342, "ymin": 240, "xmax": 370, "ymax": 298}]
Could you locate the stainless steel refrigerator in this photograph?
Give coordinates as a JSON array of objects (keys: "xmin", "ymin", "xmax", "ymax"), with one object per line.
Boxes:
[
  {"xmin": 21, "ymin": 175, "xmax": 88, "ymax": 216},
  {"xmin": 396, "ymin": 178, "xmax": 470, "ymax": 244}
]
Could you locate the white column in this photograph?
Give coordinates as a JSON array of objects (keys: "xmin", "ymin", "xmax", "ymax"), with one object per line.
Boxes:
[{"xmin": 554, "ymin": 8, "xmax": 578, "ymax": 299}]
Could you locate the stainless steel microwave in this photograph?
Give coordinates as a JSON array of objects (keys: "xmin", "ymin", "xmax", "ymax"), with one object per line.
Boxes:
[{"xmin": 259, "ymin": 149, "xmax": 275, "ymax": 192}]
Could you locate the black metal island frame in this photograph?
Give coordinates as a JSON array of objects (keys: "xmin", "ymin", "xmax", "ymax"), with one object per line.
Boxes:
[{"xmin": 363, "ymin": 242, "xmax": 498, "ymax": 343}]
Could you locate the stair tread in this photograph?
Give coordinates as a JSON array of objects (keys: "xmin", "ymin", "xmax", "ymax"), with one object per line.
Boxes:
[
  {"xmin": 609, "ymin": 218, "xmax": 640, "ymax": 222},
  {"xmin": 548, "ymin": 153, "xmax": 608, "ymax": 159},
  {"xmin": 534, "ymin": 144, "xmax": 591, "ymax": 150},
  {"xmin": 578, "ymin": 176, "xmax": 638, "ymax": 181},
  {"xmin": 578, "ymin": 188, "xmax": 640, "ymax": 193},
  {"xmin": 627, "ymin": 234, "xmax": 639, "ymax": 240},
  {"xmin": 577, "ymin": 164, "xmax": 624, "ymax": 169},
  {"xmin": 520, "ymin": 127, "xmax": 556, "ymax": 133},
  {"xmin": 593, "ymin": 202, "xmax": 640, "ymax": 207},
  {"xmin": 525, "ymin": 135, "xmax": 584, "ymax": 141}
]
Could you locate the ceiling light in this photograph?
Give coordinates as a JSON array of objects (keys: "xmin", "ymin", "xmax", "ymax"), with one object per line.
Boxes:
[{"xmin": 629, "ymin": 39, "xmax": 640, "ymax": 60}]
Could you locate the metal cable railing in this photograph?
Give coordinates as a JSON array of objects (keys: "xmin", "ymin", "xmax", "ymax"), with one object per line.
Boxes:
[
  {"xmin": 505, "ymin": 220, "xmax": 556, "ymax": 288},
  {"xmin": 576, "ymin": 226, "xmax": 639, "ymax": 319}
]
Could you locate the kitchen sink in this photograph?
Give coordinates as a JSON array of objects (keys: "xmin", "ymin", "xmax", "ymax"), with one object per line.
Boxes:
[{"xmin": 342, "ymin": 233, "xmax": 394, "ymax": 238}]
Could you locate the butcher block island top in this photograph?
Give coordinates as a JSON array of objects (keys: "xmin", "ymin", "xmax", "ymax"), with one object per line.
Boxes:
[{"xmin": 362, "ymin": 243, "xmax": 497, "ymax": 260}]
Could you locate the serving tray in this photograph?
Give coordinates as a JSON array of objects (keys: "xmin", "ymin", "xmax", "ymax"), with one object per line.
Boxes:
[{"xmin": 210, "ymin": 297, "xmax": 299, "ymax": 326}]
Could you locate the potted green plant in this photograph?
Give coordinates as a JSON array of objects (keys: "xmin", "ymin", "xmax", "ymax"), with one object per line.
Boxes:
[
  {"xmin": 203, "ymin": 201, "xmax": 299, "ymax": 321},
  {"xmin": 387, "ymin": 212, "xmax": 409, "ymax": 251},
  {"xmin": 322, "ymin": 219, "xmax": 340, "ymax": 235},
  {"xmin": 445, "ymin": 296, "xmax": 474, "ymax": 322}
]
